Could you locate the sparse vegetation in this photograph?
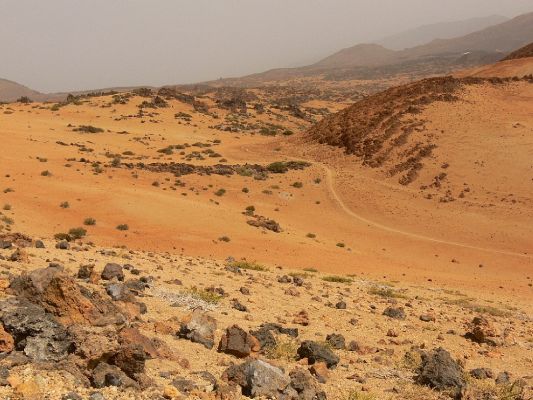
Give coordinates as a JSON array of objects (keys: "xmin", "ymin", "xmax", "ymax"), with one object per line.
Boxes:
[
  {"xmin": 116, "ymin": 224, "xmax": 129, "ymax": 231},
  {"xmin": 322, "ymin": 275, "xmax": 352, "ymax": 284},
  {"xmin": 68, "ymin": 227, "xmax": 87, "ymax": 240},
  {"xmin": 83, "ymin": 218, "xmax": 96, "ymax": 226},
  {"xmin": 73, "ymin": 125, "xmax": 104, "ymax": 133},
  {"xmin": 228, "ymin": 261, "xmax": 268, "ymax": 272}
]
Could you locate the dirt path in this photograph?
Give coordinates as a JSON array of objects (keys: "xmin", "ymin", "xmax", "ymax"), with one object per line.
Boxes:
[{"xmin": 320, "ymin": 164, "xmax": 532, "ymax": 259}]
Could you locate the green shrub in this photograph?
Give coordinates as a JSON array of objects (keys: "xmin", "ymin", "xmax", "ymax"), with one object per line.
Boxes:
[
  {"xmin": 116, "ymin": 224, "xmax": 129, "ymax": 231},
  {"xmin": 83, "ymin": 217, "xmax": 96, "ymax": 226},
  {"xmin": 68, "ymin": 227, "xmax": 87, "ymax": 240}
]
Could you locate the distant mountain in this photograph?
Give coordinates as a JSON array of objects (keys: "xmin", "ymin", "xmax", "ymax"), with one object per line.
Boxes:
[
  {"xmin": 0, "ymin": 78, "xmax": 43, "ymax": 102},
  {"xmin": 225, "ymin": 11, "xmax": 533, "ymax": 85},
  {"xmin": 378, "ymin": 15, "xmax": 508, "ymax": 50},
  {"xmin": 311, "ymin": 44, "xmax": 397, "ymax": 68},
  {"xmin": 402, "ymin": 11, "xmax": 533, "ymax": 58},
  {"xmin": 502, "ymin": 42, "xmax": 533, "ymax": 61}
]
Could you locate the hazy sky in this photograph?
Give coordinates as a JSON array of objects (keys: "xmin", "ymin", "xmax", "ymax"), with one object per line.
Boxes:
[{"xmin": 1, "ymin": 0, "xmax": 532, "ymax": 92}]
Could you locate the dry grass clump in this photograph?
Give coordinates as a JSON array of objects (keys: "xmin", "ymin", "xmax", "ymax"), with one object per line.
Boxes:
[
  {"xmin": 322, "ymin": 275, "xmax": 352, "ymax": 284},
  {"xmin": 368, "ymin": 285, "xmax": 409, "ymax": 299},
  {"xmin": 264, "ymin": 338, "xmax": 299, "ymax": 362},
  {"xmin": 228, "ymin": 261, "xmax": 269, "ymax": 272}
]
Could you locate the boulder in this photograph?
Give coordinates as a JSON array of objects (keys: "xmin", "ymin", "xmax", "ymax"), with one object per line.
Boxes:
[
  {"xmin": 415, "ymin": 348, "xmax": 466, "ymax": 399},
  {"xmin": 297, "ymin": 341, "xmax": 339, "ymax": 369},
  {"xmin": 218, "ymin": 325, "xmax": 260, "ymax": 358},
  {"xmin": 178, "ymin": 309, "xmax": 217, "ymax": 349},
  {"xmin": 0, "ymin": 298, "xmax": 72, "ymax": 362},
  {"xmin": 223, "ymin": 359, "xmax": 296, "ymax": 399},
  {"xmin": 9, "ymin": 266, "xmax": 126, "ymax": 326},
  {"xmin": 101, "ymin": 263, "xmax": 124, "ymax": 281}
]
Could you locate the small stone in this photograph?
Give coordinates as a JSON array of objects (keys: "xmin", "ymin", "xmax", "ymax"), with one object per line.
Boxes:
[
  {"xmin": 335, "ymin": 301, "xmax": 347, "ymax": 309},
  {"xmin": 56, "ymin": 241, "xmax": 70, "ymax": 250},
  {"xmin": 383, "ymin": 307, "xmax": 406, "ymax": 320},
  {"xmin": 470, "ymin": 368, "xmax": 494, "ymax": 380},
  {"xmin": 326, "ymin": 333, "xmax": 345, "ymax": 349}
]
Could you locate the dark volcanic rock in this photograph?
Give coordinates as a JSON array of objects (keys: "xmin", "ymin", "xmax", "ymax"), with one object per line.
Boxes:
[
  {"xmin": 0, "ymin": 298, "xmax": 72, "ymax": 362},
  {"xmin": 297, "ymin": 341, "xmax": 339, "ymax": 369},
  {"xmin": 416, "ymin": 347, "xmax": 466, "ymax": 399},
  {"xmin": 383, "ymin": 307, "xmax": 406, "ymax": 320}
]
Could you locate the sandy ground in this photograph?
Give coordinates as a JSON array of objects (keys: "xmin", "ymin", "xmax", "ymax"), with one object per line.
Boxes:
[{"xmin": 0, "ymin": 78, "xmax": 531, "ymax": 310}]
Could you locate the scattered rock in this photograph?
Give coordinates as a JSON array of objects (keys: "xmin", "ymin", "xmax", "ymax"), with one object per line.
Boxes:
[
  {"xmin": 178, "ymin": 309, "xmax": 217, "ymax": 349},
  {"xmin": 325, "ymin": 333, "xmax": 345, "ymax": 350},
  {"xmin": 218, "ymin": 325, "xmax": 261, "ymax": 358},
  {"xmin": 383, "ymin": 307, "xmax": 406, "ymax": 320},
  {"xmin": 297, "ymin": 341, "xmax": 339, "ymax": 369},
  {"xmin": 415, "ymin": 347, "xmax": 466, "ymax": 399},
  {"xmin": 101, "ymin": 263, "xmax": 124, "ymax": 281},
  {"xmin": 470, "ymin": 368, "xmax": 494, "ymax": 380},
  {"xmin": 466, "ymin": 316, "xmax": 499, "ymax": 346}
]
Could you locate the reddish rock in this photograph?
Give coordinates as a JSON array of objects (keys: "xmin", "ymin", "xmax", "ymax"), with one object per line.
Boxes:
[
  {"xmin": 218, "ymin": 325, "xmax": 260, "ymax": 358},
  {"xmin": 0, "ymin": 325, "xmax": 14, "ymax": 353}
]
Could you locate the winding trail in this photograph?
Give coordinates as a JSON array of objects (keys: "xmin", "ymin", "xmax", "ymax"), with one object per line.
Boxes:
[
  {"xmin": 319, "ymin": 164, "xmax": 532, "ymax": 259},
  {"xmin": 240, "ymin": 144, "xmax": 531, "ymax": 259}
]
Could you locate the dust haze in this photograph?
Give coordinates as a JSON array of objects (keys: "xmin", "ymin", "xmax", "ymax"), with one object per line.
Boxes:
[{"xmin": 1, "ymin": 0, "xmax": 531, "ymax": 92}]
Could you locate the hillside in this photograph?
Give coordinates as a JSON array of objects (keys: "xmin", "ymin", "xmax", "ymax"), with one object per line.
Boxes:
[
  {"xmin": 0, "ymin": 78, "xmax": 43, "ymax": 102},
  {"xmin": 378, "ymin": 15, "xmax": 509, "ymax": 50},
  {"xmin": 403, "ymin": 11, "xmax": 533, "ymax": 58},
  {"xmin": 311, "ymin": 44, "xmax": 397, "ymax": 69},
  {"xmin": 502, "ymin": 41, "xmax": 533, "ymax": 60},
  {"xmin": 225, "ymin": 11, "xmax": 533, "ymax": 86}
]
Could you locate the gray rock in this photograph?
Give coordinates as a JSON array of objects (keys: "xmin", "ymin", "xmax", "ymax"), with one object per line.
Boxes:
[
  {"xmin": 178, "ymin": 309, "xmax": 217, "ymax": 349},
  {"xmin": 56, "ymin": 241, "xmax": 70, "ymax": 250},
  {"xmin": 34, "ymin": 240, "xmax": 45, "ymax": 249},
  {"xmin": 88, "ymin": 393, "xmax": 106, "ymax": 400},
  {"xmin": 470, "ymin": 368, "xmax": 494, "ymax": 380},
  {"xmin": 91, "ymin": 362, "xmax": 138, "ymax": 389},
  {"xmin": 106, "ymin": 283, "xmax": 134, "ymax": 302},
  {"xmin": 326, "ymin": 333, "xmax": 345, "ymax": 350},
  {"xmin": 0, "ymin": 298, "xmax": 72, "ymax": 362},
  {"xmin": 416, "ymin": 348, "xmax": 466, "ymax": 399},
  {"xmin": 289, "ymin": 368, "xmax": 327, "ymax": 400},
  {"xmin": 383, "ymin": 307, "xmax": 406, "ymax": 320},
  {"xmin": 495, "ymin": 371, "xmax": 510, "ymax": 385},
  {"xmin": 297, "ymin": 341, "xmax": 339, "ymax": 369},
  {"xmin": 224, "ymin": 359, "xmax": 296, "ymax": 399}
]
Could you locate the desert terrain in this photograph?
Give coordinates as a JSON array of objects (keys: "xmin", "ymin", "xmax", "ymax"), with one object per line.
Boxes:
[{"xmin": 0, "ymin": 39, "xmax": 531, "ymax": 400}]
